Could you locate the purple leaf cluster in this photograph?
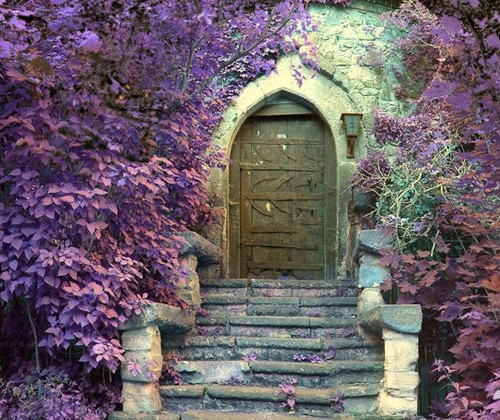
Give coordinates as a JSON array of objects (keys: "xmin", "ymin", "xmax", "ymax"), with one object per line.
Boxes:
[
  {"xmin": 279, "ymin": 378, "xmax": 297, "ymax": 411},
  {"xmin": 0, "ymin": 364, "xmax": 119, "ymax": 420},
  {"xmin": 0, "ymin": 0, "xmax": 348, "ymax": 415},
  {"xmin": 353, "ymin": 1, "xmax": 500, "ymax": 418},
  {"xmin": 242, "ymin": 352, "xmax": 258, "ymax": 362},
  {"xmin": 293, "ymin": 347, "xmax": 335, "ymax": 363}
]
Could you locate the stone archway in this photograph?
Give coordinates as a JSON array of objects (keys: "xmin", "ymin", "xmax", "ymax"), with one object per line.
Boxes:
[{"xmin": 210, "ymin": 56, "xmax": 364, "ymax": 281}]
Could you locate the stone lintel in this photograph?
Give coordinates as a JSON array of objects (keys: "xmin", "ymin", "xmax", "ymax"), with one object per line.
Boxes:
[
  {"xmin": 120, "ymin": 303, "xmax": 195, "ymax": 334},
  {"xmin": 359, "ymin": 304, "xmax": 422, "ymax": 334},
  {"xmin": 176, "ymin": 231, "xmax": 223, "ymax": 266}
]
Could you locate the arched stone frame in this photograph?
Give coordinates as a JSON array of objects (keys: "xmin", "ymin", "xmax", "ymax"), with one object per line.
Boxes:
[{"xmin": 209, "ymin": 56, "xmax": 366, "ymax": 279}]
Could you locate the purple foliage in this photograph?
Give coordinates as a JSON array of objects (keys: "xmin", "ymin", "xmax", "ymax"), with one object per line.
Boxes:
[
  {"xmin": 353, "ymin": 0, "xmax": 500, "ymax": 418},
  {"xmin": 0, "ymin": 0, "xmax": 355, "ymax": 416},
  {"xmin": 242, "ymin": 352, "xmax": 258, "ymax": 362},
  {"xmin": 279, "ymin": 378, "xmax": 297, "ymax": 411},
  {"xmin": 0, "ymin": 364, "xmax": 119, "ymax": 419}
]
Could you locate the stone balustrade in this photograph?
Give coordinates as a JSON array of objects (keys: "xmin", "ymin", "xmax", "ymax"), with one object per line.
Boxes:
[
  {"xmin": 116, "ymin": 231, "xmax": 222, "ymax": 414},
  {"xmin": 356, "ymin": 229, "xmax": 423, "ymax": 417}
]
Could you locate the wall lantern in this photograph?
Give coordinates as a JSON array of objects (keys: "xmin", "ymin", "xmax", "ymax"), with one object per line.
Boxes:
[{"xmin": 340, "ymin": 112, "xmax": 363, "ymax": 158}]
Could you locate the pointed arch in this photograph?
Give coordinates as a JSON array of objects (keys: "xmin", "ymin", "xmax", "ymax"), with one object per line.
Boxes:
[{"xmin": 210, "ymin": 56, "xmax": 363, "ymax": 279}]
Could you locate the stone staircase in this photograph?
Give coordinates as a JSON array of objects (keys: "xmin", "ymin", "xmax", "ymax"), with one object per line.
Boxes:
[{"xmin": 158, "ymin": 278, "xmax": 387, "ymax": 419}]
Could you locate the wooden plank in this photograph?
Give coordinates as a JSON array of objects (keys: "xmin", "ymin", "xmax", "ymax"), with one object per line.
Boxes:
[
  {"xmin": 250, "ymin": 225, "xmax": 301, "ymax": 233},
  {"xmin": 247, "ymin": 261, "xmax": 323, "ymax": 270},
  {"xmin": 240, "ymin": 138, "xmax": 323, "ymax": 145},
  {"xmin": 246, "ymin": 193, "xmax": 323, "ymax": 201},
  {"xmin": 241, "ymin": 163, "xmax": 324, "ymax": 171},
  {"xmin": 241, "ymin": 240, "xmax": 318, "ymax": 250}
]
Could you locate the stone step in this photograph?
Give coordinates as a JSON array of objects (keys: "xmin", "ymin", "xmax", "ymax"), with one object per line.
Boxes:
[
  {"xmin": 200, "ymin": 295, "xmax": 358, "ymax": 317},
  {"xmin": 173, "ymin": 360, "xmax": 384, "ymax": 388},
  {"xmin": 200, "ymin": 278, "xmax": 357, "ymax": 298},
  {"xmin": 160, "ymin": 384, "xmax": 379, "ymax": 417},
  {"xmin": 109, "ymin": 411, "xmax": 414, "ymax": 420},
  {"xmin": 195, "ymin": 314, "xmax": 359, "ymax": 338},
  {"xmin": 178, "ymin": 411, "xmax": 414, "ymax": 420},
  {"xmin": 167, "ymin": 335, "xmax": 382, "ymax": 362},
  {"xmin": 109, "ymin": 413, "xmax": 181, "ymax": 420}
]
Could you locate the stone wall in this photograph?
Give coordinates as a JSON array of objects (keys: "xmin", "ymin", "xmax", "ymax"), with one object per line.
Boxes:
[{"xmin": 208, "ymin": 0, "xmax": 407, "ymax": 279}]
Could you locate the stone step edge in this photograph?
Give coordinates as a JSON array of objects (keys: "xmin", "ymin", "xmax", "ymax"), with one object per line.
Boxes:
[
  {"xmin": 159, "ymin": 384, "xmax": 379, "ymax": 405},
  {"xmin": 196, "ymin": 314, "xmax": 357, "ymax": 328},
  {"xmin": 108, "ymin": 410, "xmax": 414, "ymax": 420},
  {"xmin": 200, "ymin": 278, "xmax": 357, "ymax": 290},
  {"xmin": 179, "ymin": 335, "xmax": 376, "ymax": 350},
  {"xmin": 201, "ymin": 295, "xmax": 359, "ymax": 306},
  {"xmin": 179, "ymin": 410, "xmax": 402, "ymax": 420},
  {"xmin": 174, "ymin": 359, "xmax": 384, "ymax": 377}
]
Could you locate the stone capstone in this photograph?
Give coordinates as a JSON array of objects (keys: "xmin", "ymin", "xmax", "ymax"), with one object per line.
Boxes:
[
  {"xmin": 177, "ymin": 231, "xmax": 223, "ymax": 266},
  {"xmin": 120, "ymin": 302, "xmax": 195, "ymax": 334},
  {"xmin": 359, "ymin": 304, "xmax": 423, "ymax": 335}
]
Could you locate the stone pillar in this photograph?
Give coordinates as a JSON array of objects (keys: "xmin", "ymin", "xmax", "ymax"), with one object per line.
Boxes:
[
  {"xmin": 117, "ymin": 303, "xmax": 196, "ymax": 415},
  {"xmin": 176, "ymin": 231, "xmax": 223, "ymax": 307},
  {"xmin": 357, "ymin": 286, "xmax": 423, "ymax": 417},
  {"xmin": 378, "ymin": 329, "xmax": 420, "ymax": 416},
  {"xmin": 177, "ymin": 254, "xmax": 201, "ymax": 308},
  {"xmin": 121, "ymin": 325, "xmax": 163, "ymax": 412}
]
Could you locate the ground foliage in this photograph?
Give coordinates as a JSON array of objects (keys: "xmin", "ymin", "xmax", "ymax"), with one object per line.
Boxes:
[
  {"xmin": 0, "ymin": 0, "xmax": 351, "ymax": 417},
  {"xmin": 352, "ymin": 0, "xmax": 499, "ymax": 418}
]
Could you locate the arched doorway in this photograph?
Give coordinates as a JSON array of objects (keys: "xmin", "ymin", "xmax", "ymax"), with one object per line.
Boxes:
[{"xmin": 228, "ymin": 94, "xmax": 337, "ymax": 280}]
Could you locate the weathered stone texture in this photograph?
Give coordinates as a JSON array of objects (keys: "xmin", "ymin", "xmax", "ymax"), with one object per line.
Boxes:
[
  {"xmin": 122, "ymin": 382, "xmax": 162, "ymax": 413},
  {"xmin": 122, "ymin": 351, "xmax": 163, "ymax": 383},
  {"xmin": 358, "ymin": 230, "xmax": 393, "ymax": 254},
  {"xmin": 122, "ymin": 325, "xmax": 161, "ymax": 352},
  {"xmin": 358, "ymin": 258, "xmax": 391, "ymax": 288},
  {"xmin": 176, "ymin": 254, "xmax": 201, "ymax": 308},
  {"xmin": 120, "ymin": 303, "xmax": 195, "ymax": 334},
  {"xmin": 383, "ymin": 329, "xmax": 419, "ymax": 372},
  {"xmin": 357, "ymin": 287, "xmax": 385, "ymax": 317}
]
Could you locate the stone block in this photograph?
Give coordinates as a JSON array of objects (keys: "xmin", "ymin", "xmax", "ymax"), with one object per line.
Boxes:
[
  {"xmin": 351, "ymin": 189, "xmax": 376, "ymax": 213},
  {"xmin": 122, "ymin": 381, "xmax": 162, "ymax": 413},
  {"xmin": 359, "ymin": 230, "xmax": 393, "ymax": 254},
  {"xmin": 358, "ymin": 259, "xmax": 390, "ymax": 288},
  {"xmin": 120, "ymin": 303, "xmax": 195, "ymax": 335},
  {"xmin": 378, "ymin": 388, "xmax": 418, "ymax": 416},
  {"xmin": 121, "ymin": 325, "xmax": 161, "ymax": 352},
  {"xmin": 109, "ymin": 413, "xmax": 180, "ymax": 420},
  {"xmin": 175, "ymin": 360, "xmax": 250, "ymax": 384},
  {"xmin": 383, "ymin": 329, "xmax": 419, "ymax": 371},
  {"xmin": 122, "ymin": 351, "xmax": 163, "ymax": 383},
  {"xmin": 176, "ymin": 231, "xmax": 223, "ymax": 266},
  {"xmin": 385, "ymin": 371, "xmax": 420, "ymax": 394},
  {"xmin": 357, "ymin": 288, "xmax": 384, "ymax": 315},
  {"xmin": 180, "ymin": 254, "xmax": 198, "ymax": 271},
  {"xmin": 360, "ymin": 304, "xmax": 422, "ymax": 335}
]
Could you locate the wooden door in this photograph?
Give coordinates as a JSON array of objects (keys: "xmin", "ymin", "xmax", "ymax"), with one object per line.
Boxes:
[{"xmin": 229, "ymin": 104, "xmax": 335, "ymax": 279}]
